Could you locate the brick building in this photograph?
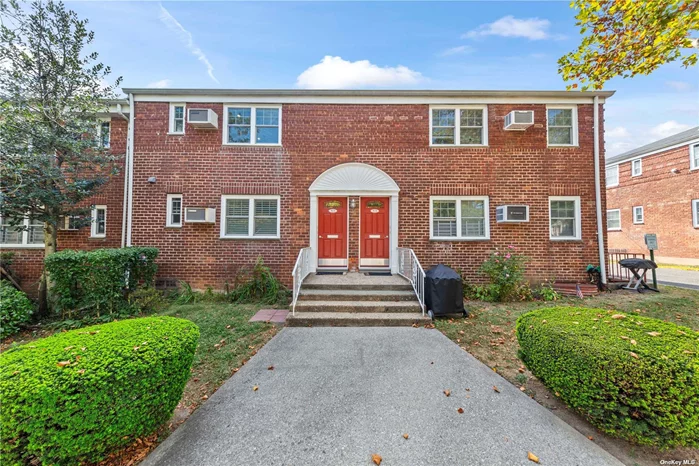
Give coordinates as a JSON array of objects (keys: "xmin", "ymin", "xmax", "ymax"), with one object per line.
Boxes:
[
  {"xmin": 2, "ymin": 89, "xmax": 614, "ymax": 296},
  {"xmin": 605, "ymin": 127, "xmax": 699, "ymax": 265}
]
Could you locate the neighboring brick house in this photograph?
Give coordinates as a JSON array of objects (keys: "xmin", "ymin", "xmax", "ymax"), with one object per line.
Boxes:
[
  {"xmin": 2, "ymin": 89, "xmax": 614, "ymax": 295},
  {"xmin": 605, "ymin": 126, "xmax": 699, "ymax": 265}
]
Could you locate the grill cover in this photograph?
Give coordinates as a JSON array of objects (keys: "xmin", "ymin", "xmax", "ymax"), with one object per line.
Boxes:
[
  {"xmin": 424, "ymin": 264, "xmax": 465, "ymax": 316},
  {"xmin": 619, "ymin": 258, "xmax": 658, "ymax": 270}
]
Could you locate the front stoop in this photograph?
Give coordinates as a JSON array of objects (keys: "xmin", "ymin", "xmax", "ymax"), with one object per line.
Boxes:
[{"xmin": 286, "ymin": 273, "xmax": 430, "ymax": 327}]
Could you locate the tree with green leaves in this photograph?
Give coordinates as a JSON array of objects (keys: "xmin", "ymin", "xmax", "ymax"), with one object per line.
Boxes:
[
  {"xmin": 0, "ymin": 0, "xmax": 122, "ymax": 315},
  {"xmin": 559, "ymin": 0, "xmax": 699, "ymax": 90}
]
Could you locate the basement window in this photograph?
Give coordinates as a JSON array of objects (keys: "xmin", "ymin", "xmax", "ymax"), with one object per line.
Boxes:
[
  {"xmin": 430, "ymin": 196, "xmax": 490, "ymax": 240},
  {"xmin": 220, "ymin": 195, "xmax": 280, "ymax": 239}
]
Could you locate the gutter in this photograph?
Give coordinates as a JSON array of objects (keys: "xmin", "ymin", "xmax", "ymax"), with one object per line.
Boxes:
[
  {"xmin": 593, "ymin": 96, "xmax": 607, "ymax": 285},
  {"xmin": 126, "ymin": 93, "xmax": 135, "ymax": 247},
  {"xmin": 115, "ymin": 103, "xmax": 128, "ymax": 121},
  {"xmin": 119, "ymin": 102, "xmax": 129, "ymax": 247}
]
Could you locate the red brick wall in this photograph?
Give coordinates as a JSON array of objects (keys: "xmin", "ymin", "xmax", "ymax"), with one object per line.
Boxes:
[
  {"xmin": 7, "ymin": 117, "xmax": 128, "ymax": 297},
  {"xmin": 606, "ymin": 145, "xmax": 699, "ymax": 259},
  {"xmin": 129, "ymin": 101, "xmax": 607, "ymax": 289}
]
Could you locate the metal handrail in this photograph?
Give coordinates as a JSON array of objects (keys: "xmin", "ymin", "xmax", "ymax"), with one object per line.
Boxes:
[
  {"xmin": 291, "ymin": 247, "xmax": 312, "ymax": 315},
  {"xmin": 396, "ymin": 247, "xmax": 425, "ymax": 316}
]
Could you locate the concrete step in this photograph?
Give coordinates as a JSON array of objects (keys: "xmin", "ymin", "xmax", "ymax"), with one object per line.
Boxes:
[
  {"xmin": 298, "ymin": 289, "xmax": 417, "ymax": 302},
  {"xmin": 294, "ymin": 300, "xmax": 422, "ymax": 313},
  {"xmin": 286, "ymin": 312, "xmax": 431, "ymax": 327},
  {"xmin": 302, "ymin": 282, "xmax": 414, "ymax": 291},
  {"xmin": 302, "ymin": 273, "xmax": 414, "ymax": 292}
]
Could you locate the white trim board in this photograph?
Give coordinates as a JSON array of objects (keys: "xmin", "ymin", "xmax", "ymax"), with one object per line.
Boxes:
[{"xmin": 605, "ymin": 138, "xmax": 699, "ymax": 167}]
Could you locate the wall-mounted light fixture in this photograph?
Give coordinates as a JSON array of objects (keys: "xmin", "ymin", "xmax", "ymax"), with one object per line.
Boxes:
[
  {"xmin": 147, "ymin": 176, "xmax": 157, "ymax": 184},
  {"xmin": 349, "ymin": 198, "xmax": 357, "ymax": 209}
]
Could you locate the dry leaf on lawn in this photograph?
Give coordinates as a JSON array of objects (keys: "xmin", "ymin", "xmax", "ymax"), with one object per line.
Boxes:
[
  {"xmin": 629, "ymin": 352, "xmax": 639, "ymax": 359},
  {"xmin": 647, "ymin": 331, "xmax": 661, "ymax": 337},
  {"xmin": 268, "ymin": 365, "xmax": 274, "ymax": 371},
  {"xmin": 443, "ymin": 389, "xmax": 451, "ymax": 397},
  {"xmin": 457, "ymin": 407, "xmax": 464, "ymax": 414},
  {"xmin": 253, "ymin": 385, "xmax": 259, "ymax": 391},
  {"xmin": 372, "ymin": 453, "xmax": 382, "ymax": 465},
  {"xmin": 527, "ymin": 451, "xmax": 540, "ymax": 463},
  {"xmin": 611, "ymin": 314, "xmax": 626, "ymax": 319},
  {"xmin": 403, "ymin": 433, "xmax": 409, "ymax": 440},
  {"xmin": 57, "ymin": 361, "xmax": 70, "ymax": 367},
  {"xmin": 493, "ymin": 386, "xmax": 500, "ymax": 393}
]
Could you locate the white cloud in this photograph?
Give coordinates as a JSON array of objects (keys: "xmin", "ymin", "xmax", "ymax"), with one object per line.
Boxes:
[
  {"xmin": 296, "ymin": 56, "xmax": 423, "ymax": 89},
  {"xmin": 650, "ymin": 120, "xmax": 692, "ymax": 139},
  {"xmin": 665, "ymin": 80, "xmax": 693, "ymax": 92},
  {"xmin": 158, "ymin": 5, "xmax": 218, "ymax": 84},
  {"xmin": 463, "ymin": 16, "xmax": 554, "ymax": 40},
  {"xmin": 438, "ymin": 45, "xmax": 474, "ymax": 57},
  {"xmin": 147, "ymin": 79, "xmax": 173, "ymax": 88},
  {"xmin": 606, "ymin": 126, "xmax": 631, "ymax": 139}
]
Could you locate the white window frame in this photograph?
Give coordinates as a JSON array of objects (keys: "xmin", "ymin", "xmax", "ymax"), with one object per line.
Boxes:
[
  {"xmin": 91, "ymin": 205, "xmax": 107, "ymax": 238},
  {"xmin": 605, "ymin": 165, "xmax": 619, "ymax": 188},
  {"xmin": 692, "ymin": 199, "xmax": 699, "ymax": 228},
  {"xmin": 691, "ymin": 143, "xmax": 699, "ymax": 171},
  {"xmin": 546, "ymin": 105, "xmax": 578, "ymax": 147},
  {"xmin": 169, "ymin": 103, "xmax": 186, "ymax": 135},
  {"xmin": 607, "ymin": 209, "xmax": 621, "ymax": 231},
  {"xmin": 631, "ymin": 158, "xmax": 642, "ymax": 177},
  {"xmin": 60, "ymin": 215, "xmax": 80, "ymax": 231},
  {"xmin": 633, "ymin": 206, "xmax": 644, "ymax": 224},
  {"xmin": 222, "ymin": 105, "xmax": 282, "ymax": 146},
  {"xmin": 429, "ymin": 196, "xmax": 490, "ymax": 241},
  {"xmin": 219, "ymin": 195, "xmax": 281, "ymax": 239},
  {"xmin": 166, "ymin": 194, "xmax": 183, "ymax": 228},
  {"xmin": 98, "ymin": 119, "xmax": 111, "ymax": 149},
  {"xmin": 549, "ymin": 196, "xmax": 582, "ymax": 240},
  {"xmin": 0, "ymin": 214, "xmax": 44, "ymax": 248},
  {"xmin": 429, "ymin": 105, "xmax": 488, "ymax": 147}
]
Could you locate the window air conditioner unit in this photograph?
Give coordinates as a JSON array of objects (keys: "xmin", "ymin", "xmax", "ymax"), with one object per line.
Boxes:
[
  {"xmin": 185, "ymin": 207, "xmax": 216, "ymax": 223},
  {"xmin": 504, "ymin": 111, "xmax": 534, "ymax": 130},
  {"xmin": 187, "ymin": 108, "xmax": 218, "ymax": 129},
  {"xmin": 496, "ymin": 205, "xmax": 529, "ymax": 223}
]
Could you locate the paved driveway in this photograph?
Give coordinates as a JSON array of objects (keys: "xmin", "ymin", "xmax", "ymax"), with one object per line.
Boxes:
[{"xmin": 143, "ymin": 328, "xmax": 622, "ymax": 466}]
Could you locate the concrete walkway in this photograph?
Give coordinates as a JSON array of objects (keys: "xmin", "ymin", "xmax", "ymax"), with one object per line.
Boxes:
[
  {"xmin": 656, "ymin": 268, "xmax": 699, "ymax": 290},
  {"xmin": 142, "ymin": 328, "xmax": 622, "ymax": 466}
]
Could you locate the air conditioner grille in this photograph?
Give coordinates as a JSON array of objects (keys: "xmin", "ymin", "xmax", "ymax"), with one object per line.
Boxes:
[
  {"xmin": 513, "ymin": 111, "xmax": 533, "ymax": 124},
  {"xmin": 188, "ymin": 109, "xmax": 208, "ymax": 122}
]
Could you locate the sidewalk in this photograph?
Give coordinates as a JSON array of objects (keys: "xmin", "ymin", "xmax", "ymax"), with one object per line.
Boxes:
[{"xmin": 655, "ymin": 268, "xmax": 699, "ymax": 290}]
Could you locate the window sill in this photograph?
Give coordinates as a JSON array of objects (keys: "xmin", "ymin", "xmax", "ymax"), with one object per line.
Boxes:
[
  {"xmin": 633, "ymin": 223, "xmax": 644, "ymax": 225},
  {"xmin": 631, "ymin": 174, "xmax": 642, "ymax": 178},
  {"xmin": 222, "ymin": 143, "xmax": 282, "ymax": 147},
  {"xmin": 607, "ymin": 228, "xmax": 622, "ymax": 232},
  {"xmin": 0, "ymin": 244, "xmax": 44, "ymax": 249},
  {"xmin": 429, "ymin": 144, "xmax": 488, "ymax": 148},
  {"xmin": 429, "ymin": 237, "xmax": 490, "ymax": 242},
  {"xmin": 219, "ymin": 236, "xmax": 280, "ymax": 240},
  {"xmin": 165, "ymin": 225, "xmax": 183, "ymax": 229},
  {"xmin": 167, "ymin": 132, "xmax": 185, "ymax": 136},
  {"xmin": 89, "ymin": 236, "xmax": 106, "ymax": 239},
  {"xmin": 606, "ymin": 184, "xmax": 619, "ymax": 189},
  {"xmin": 547, "ymin": 144, "xmax": 579, "ymax": 148},
  {"xmin": 549, "ymin": 237, "xmax": 582, "ymax": 242}
]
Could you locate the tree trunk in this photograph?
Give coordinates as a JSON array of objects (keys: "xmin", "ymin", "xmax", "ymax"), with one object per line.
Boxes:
[{"xmin": 37, "ymin": 222, "xmax": 57, "ymax": 318}]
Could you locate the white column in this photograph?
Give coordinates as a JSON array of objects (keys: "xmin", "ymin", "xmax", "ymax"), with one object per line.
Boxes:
[
  {"xmin": 309, "ymin": 194, "xmax": 318, "ymax": 273},
  {"xmin": 390, "ymin": 194, "xmax": 399, "ymax": 273}
]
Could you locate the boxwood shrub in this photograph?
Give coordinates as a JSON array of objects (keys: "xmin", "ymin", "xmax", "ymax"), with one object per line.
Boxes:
[
  {"xmin": 0, "ymin": 282, "xmax": 34, "ymax": 339},
  {"xmin": 0, "ymin": 316, "xmax": 199, "ymax": 465},
  {"xmin": 516, "ymin": 307, "xmax": 698, "ymax": 449}
]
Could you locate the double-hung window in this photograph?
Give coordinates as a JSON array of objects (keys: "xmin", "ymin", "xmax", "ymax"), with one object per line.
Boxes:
[
  {"xmin": 633, "ymin": 206, "xmax": 644, "ymax": 224},
  {"xmin": 430, "ymin": 196, "xmax": 490, "ymax": 240},
  {"xmin": 169, "ymin": 103, "xmax": 185, "ymax": 134},
  {"xmin": 693, "ymin": 199, "xmax": 699, "ymax": 228},
  {"xmin": 167, "ymin": 194, "xmax": 183, "ymax": 227},
  {"xmin": 549, "ymin": 196, "xmax": 581, "ymax": 240},
  {"xmin": 547, "ymin": 106, "xmax": 578, "ymax": 146},
  {"xmin": 0, "ymin": 213, "xmax": 44, "ymax": 247},
  {"xmin": 91, "ymin": 205, "xmax": 107, "ymax": 238},
  {"xmin": 99, "ymin": 121, "xmax": 111, "ymax": 148},
  {"xmin": 220, "ymin": 195, "xmax": 280, "ymax": 239},
  {"xmin": 605, "ymin": 165, "xmax": 618, "ymax": 187},
  {"xmin": 607, "ymin": 209, "xmax": 621, "ymax": 231},
  {"xmin": 631, "ymin": 159, "xmax": 642, "ymax": 177},
  {"xmin": 691, "ymin": 143, "xmax": 699, "ymax": 171},
  {"xmin": 224, "ymin": 106, "xmax": 281, "ymax": 145},
  {"xmin": 430, "ymin": 106, "xmax": 487, "ymax": 146}
]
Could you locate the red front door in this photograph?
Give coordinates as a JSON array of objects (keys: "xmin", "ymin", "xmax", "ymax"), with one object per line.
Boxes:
[
  {"xmin": 360, "ymin": 197, "xmax": 390, "ymax": 268},
  {"xmin": 318, "ymin": 197, "xmax": 347, "ymax": 267}
]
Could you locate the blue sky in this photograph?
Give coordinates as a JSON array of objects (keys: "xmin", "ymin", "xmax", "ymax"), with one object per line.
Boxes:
[{"xmin": 68, "ymin": 1, "xmax": 698, "ymax": 156}]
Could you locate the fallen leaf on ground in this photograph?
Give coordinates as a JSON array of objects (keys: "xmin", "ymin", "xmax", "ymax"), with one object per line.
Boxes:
[
  {"xmin": 520, "ymin": 386, "xmax": 526, "ymax": 391},
  {"xmin": 457, "ymin": 407, "xmax": 464, "ymax": 414},
  {"xmin": 403, "ymin": 433, "xmax": 409, "ymax": 440},
  {"xmin": 443, "ymin": 389, "xmax": 451, "ymax": 397},
  {"xmin": 201, "ymin": 395, "xmax": 208, "ymax": 400},
  {"xmin": 253, "ymin": 386, "xmax": 259, "ymax": 391},
  {"xmin": 587, "ymin": 436, "xmax": 594, "ymax": 441},
  {"xmin": 57, "ymin": 361, "xmax": 70, "ymax": 367},
  {"xmin": 611, "ymin": 314, "xmax": 626, "ymax": 319},
  {"xmin": 629, "ymin": 352, "xmax": 639, "ymax": 359},
  {"xmin": 527, "ymin": 451, "xmax": 540, "ymax": 463},
  {"xmin": 647, "ymin": 331, "xmax": 661, "ymax": 337},
  {"xmin": 267, "ymin": 365, "xmax": 274, "ymax": 371},
  {"xmin": 372, "ymin": 453, "xmax": 382, "ymax": 465},
  {"xmin": 630, "ymin": 339, "xmax": 637, "ymax": 345},
  {"xmin": 493, "ymin": 386, "xmax": 500, "ymax": 393}
]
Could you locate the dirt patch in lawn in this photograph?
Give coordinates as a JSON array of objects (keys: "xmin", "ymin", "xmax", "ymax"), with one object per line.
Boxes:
[{"xmin": 436, "ymin": 286, "xmax": 699, "ymax": 466}]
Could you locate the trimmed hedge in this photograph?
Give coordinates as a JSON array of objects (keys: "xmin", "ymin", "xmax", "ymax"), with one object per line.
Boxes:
[
  {"xmin": 0, "ymin": 282, "xmax": 34, "ymax": 339},
  {"xmin": 517, "ymin": 307, "xmax": 699, "ymax": 449},
  {"xmin": 44, "ymin": 247, "xmax": 158, "ymax": 316},
  {"xmin": 0, "ymin": 317, "xmax": 199, "ymax": 465}
]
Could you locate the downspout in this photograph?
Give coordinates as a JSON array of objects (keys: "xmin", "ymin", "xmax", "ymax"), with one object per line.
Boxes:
[
  {"xmin": 593, "ymin": 95, "xmax": 607, "ymax": 285},
  {"xmin": 126, "ymin": 93, "xmax": 135, "ymax": 247},
  {"xmin": 118, "ymin": 103, "xmax": 129, "ymax": 248}
]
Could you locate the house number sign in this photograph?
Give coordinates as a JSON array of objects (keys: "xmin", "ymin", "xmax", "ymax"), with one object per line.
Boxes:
[
  {"xmin": 328, "ymin": 208, "xmax": 338, "ymax": 213},
  {"xmin": 370, "ymin": 208, "xmax": 380, "ymax": 213}
]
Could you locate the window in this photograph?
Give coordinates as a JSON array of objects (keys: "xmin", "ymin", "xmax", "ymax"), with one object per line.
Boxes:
[
  {"xmin": 224, "ymin": 106, "xmax": 281, "ymax": 145},
  {"xmin": 430, "ymin": 107, "xmax": 487, "ymax": 146},
  {"xmin": 549, "ymin": 196, "xmax": 581, "ymax": 240},
  {"xmin": 692, "ymin": 199, "xmax": 699, "ymax": 228},
  {"xmin": 91, "ymin": 205, "xmax": 106, "ymax": 238},
  {"xmin": 60, "ymin": 216, "xmax": 80, "ymax": 230},
  {"xmin": 169, "ymin": 104, "xmax": 185, "ymax": 134},
  {"xmin": 605, "ymin": 165, "xmax": 619, "ymax": 187},
  {"xmin": 691, "ymin": 143, "xmax": 699, "ymax": 171},
  {"xmin": 607, "ymin": 209, "xmax": 621, "ymax": 231},
  {"xmin": 547, "ymin": 106, "xmax": 578, "ymax": 146},
  {"xmin": 220, "ymin": 195, "xmax": 280, "ymax": 239},
  {"xmin": 0, "ymin": 214, "xmax": 44, "ymax": 247},
  {"xmin": 631, "ymin": 158, "xmax": 642, "ymax": 177},
  {"xmin": 429, "ymin": 196, "xmax": 490, "ymax": 240},
  {"xmin": 99, "ymin": 121, "xmax": 110, "ymax": 148},
  {"xmin": 633, "ymin": 206, "xmax": 644, "ymax": 224},
  {"xmin": 166, "ymin": 194, "xmax": 183, "ymax": 227}
]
